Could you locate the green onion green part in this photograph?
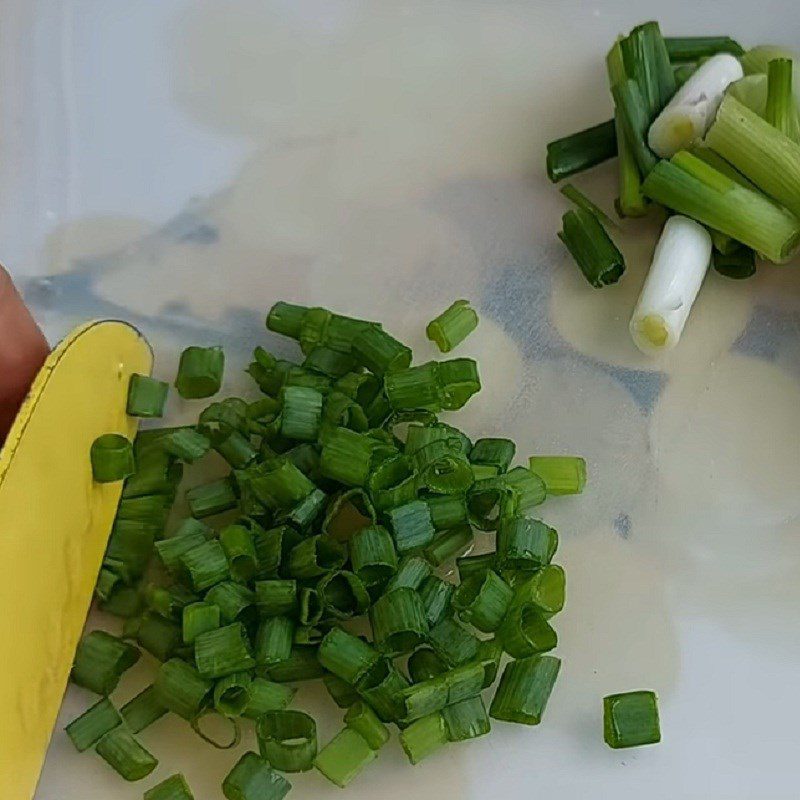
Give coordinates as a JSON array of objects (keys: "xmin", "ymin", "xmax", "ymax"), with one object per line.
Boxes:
[
  {"xmin": 425, "ymin": 525, "xmax": 474, "ymax": 566},
  {"xmin": 765, "ymin": 58, "xmax": 798, "ymax": 141},
  {"xmin": 183, "ymin": 601, "xmax": 221, "ymax": 645},
  {"xmin": 91, "ymin": 434, "xmax": 135, "ymax": 483},
  {"xmin": 452, "ymin": 569, "xmax": 513, "ymax": 633},
  {"xmin": 120, "ymin": 685, "xmax": 168, "ymax": 734},
  {"xmin": 498, "ymin": 604, "xmax": 558, "ymax": 658},
  {"xmin": 442, "ymin": 696, "xmax": 491, "ymax": 742},
  {"xmin": 352, "ymin": 325, "xmax": 412, "ymax": 376},
  {"xmin": 529, "ymin": 455, "xmax": 587, "ymax": 495},
  {"xmin": 419, "ymin": 575, "xmax": 455, "ymax": 628},
  {"xmin": 490, "ymin": 655, "xmax": 561, "ymax": 725},
  {"xmin": 280, "ymin": 385, "xmax": 323, "ymax": 442},
  {"xmin": 242, "ymin": 678, "xmax": 297, "ymax": 719},
  {"xmin": 204, "ymin": 582, "xmax": 254, "ymax": 624},
  {"xmin": 356, "ymin": 658, "xmax": 410, "ymax": 722},
  {"xmin": 267, "ymin": 302, "xmax": 309, "ymax": 339},
  {"xmin": 457, "ymin": 551, "xmax": 496, "ymax": 582},
  {"xmin": 214, "ymin": 672, "xmax": 253, "ymax": 717},
  {"xmin": 665, "ymin": 35, "xmax": 744, "ymax": 62},
  {"xmin": 314, "ymin": 727, "xmax": 377, "ymax": 787},
  {"xmin": 323, "ymin": 673, "xmax": 361, "ymax": 708},
  {"xmin": 318, "ymin": 570, "xmax": 370, "ymax": 619},
  {"xmin": 427, "ymin": 616, "xmax": 480, "ymax": 666},
  {"xmin": 179, "ymin": 540, "xmax": 230, "ymax": 591},
  {"xmin": 71, "ymin": 631, "xmax": 140, "ymax": 695},
  {"xmin": 266, "ymin": 646, "xmax": 326, "ymax": 683},
  {"xmin": 399, "ymin": 712, "xmax": 448, "ymax": 764},
  {"xmin": 144, "ymin": 774, "xmax": 195, "ymax": 800},
  {"xmin": 426, "ymin": 300, "xmax": 479, "ymax": 353},
  {"xmin": 545, "ymin": 118, "xmax": 617, "ymax": 183},
  {"xmin": 137, "ymin": 612, "xmax": 182, "ymax": 662},
  {"xmin": 287, "ymin": 535, "xmax": 346, "ymax": 579},
  {"xmin": 385, "ymin": 555, "xmax": 433, "ymax": 593},
  {"xmin": 95, "ymin": 726, "xmax": 158, "ymax": 782},
  {"xmin": 65, "ymin": 698, "xmax": 122, "ymax": 752},
  {"xmin": 223, "ymin": 751, "xmax": 292, "ymax": 800},
  {"xmin": 255, "ymin": 616, "xmax": 295, "ymax": 667},
  {"xmin": 320, "ymin": 427, "xmax": 376, "ymax": 486},
  {"xmin": 154, "ymin": 659, "xmax": 212, "ymax": 720},
  {"xmin": 186, "ymin": 478, "xmax": 237, "ymax": 518},
  {"xmin": 195, "ymin": 622, "xmax": 255, "ymax": 679},
  {"xmin": 603, "ymin": 690, "xmax": 661, "ymax": 748},
  {"xmin": 318, "ymin": 626, "xmax": 381, "ymax": 685},
  {"xmin": 387, "ymin": 500, "xmax": 435, "ymax": 553},
  {"xmin": 350, "ymin": 525, "xmax": 398, "ymax": 584},
  {"xmin": 370, "ymin": 587, "xmax": 429, "ymax": 655},
  {"xmin": 175, "ymin": 346, "xmax": 225, "ymax": 399},
  {"xmin": 126, "ymin": 373, "xmax": 169, "ymax": 418},
  {"xmin": 407, "ymin": 648, "xmax": 447, "ymax": 683},
  {"xmin": 344, "ymin": 700, "xmax": 390, "ymax": 749},
  {"xmin": 560, "ymin": 183, "xmax": 619, "ymax": 229},
  {"xmin": 559, "ymin": 207, "xmax": 626, "ymax": 288},
  {"xmin": 256, "ymin": 710, "xmax": 318, "ymax": 772},
  {"xmin": 254, "ymin": 579, "xmax": 298, "ymax": 617},
  {"xmin": 713, "ymin": 246, "xmax": 757, "ymax": 279},
  {"xmin": 497, "ymin": 516, "xmax": 558, "ymax": 572},
  {"xmin": 219, "ymin": 524, "xmax": 258, "ymax": 583}
]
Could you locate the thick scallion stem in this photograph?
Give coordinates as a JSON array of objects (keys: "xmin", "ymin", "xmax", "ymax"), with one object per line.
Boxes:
[
  {"xmin": 222, "ymin": 751, "xmax": 292, "ymax": 800},
  {"xmin": 387, "ymin": 500, "xmax": 435, "ymax": 553},
  {"xmin": 442, "ymin": 696, "xmax": 491, "ymax": 742},
  {"xmin": 350, "ymin": 525, "xmax": 398, "ymax": 584},
  {"xmin": 489, "ymin": 655, "xmax": 561, "ymax": 725},
  {"xmin": 545, "ymin": 119, "xmax": 617, "ymax": 183},
  {"xmin": 71, "ymin": 631, "xmax": 140, "ymax": 695},
  {"xmin": 179, "ymin": 540, "xmax": 230, "ymax": 591},
  {"xmin": 641, "ymin": 152, "xmax": 800, "ymax": 263},
  {"xmin": 529, "ymin": 455, "xmax": 587, "ymax": 495},
  {"xmin": 370, "ymin": 587, "xmax": 429, "ymax": 655},
  {"xmin": 559, "ymin": 208, "xmax": 626, "ymax": 288},
  {"xmin": 603, "ymin": 690, "xmax": 661, "ymax": 748},
  {"xmin": 256, "ymin": 710, "xmax": 318, "ymax": 772},
  {"xmin": 452, "ymin": 569, "xmax": 513, "ymax": 633},
  {"xmin": 214, "ymin": 672, "xmax": 254, "ymax": 717},
  {"xmin": 497, "ymin": 516, "xmax": 558, "ymax": 572},
  {"xmin": 120, "ymin": 685, "xmax": 168, "ymax": 734},
  {"xmin": 91, "ymin": 434, "xmax": 135, "ymax": 482},
  {"xmin": 425, "ymin": 525, "xmax": 474, "ymax": 566},
  {"xmin": 765, "ymin": 59, "xmax": 800, "ymax": 142},
  {"xmin": 96, "ymin": 726, "xmax": 158, "ymax": 782},
  {"xmin": 65, "ymin": 698, "xmax": 122, "ymax": 752},
  {"xmin": 426, "ymin": 300, "xmax": 479, "ymax": 353},
  {"xmin": 315, "ymin": 727, "xmax": 377, "ymax": 787},
  {"xmin": 195, "ymin": 622, "xmax": 255, "ymax": 679},
  {"xmin": 242, "ymin": 678, "xmax": 296, "ymax": 719},
  {"xmin": 255, "ymin": 616, "xmax": 295, "ymax": 667},
  {"xmin": 127, "ymin": 373, "xmax": 169, "ymax": 418},
  {"xmin": 427, "ymin": 616, "xmax": 480, "ymax": 666},
  {"xmin": 344, "ymin": 700, "xmax": 390, "ymax": 749},
  {"xmin": 155, "ymin": 658, "xmax": 212, "ymax": 720},
  {"xmin": 175, "ymin": 346, "xmax": 224, "ymax": 399}
]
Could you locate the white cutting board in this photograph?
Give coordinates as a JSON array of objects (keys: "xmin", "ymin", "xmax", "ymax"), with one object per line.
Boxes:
[{"xmin": 2, "ymin": 2, "xmax": 800, "ymax": 799}]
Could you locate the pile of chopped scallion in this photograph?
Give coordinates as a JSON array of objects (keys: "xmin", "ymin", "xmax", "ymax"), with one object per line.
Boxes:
[
  {"xmin": 65, "ymin": 299, "xmax": 609, "ymax": 798},
  {"xmin": 547, "ymin": 22, "xmax": 800, "ymax": 355}
]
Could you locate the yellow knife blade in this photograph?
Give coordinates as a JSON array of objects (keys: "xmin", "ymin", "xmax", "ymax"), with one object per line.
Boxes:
[{"xmin": 0, "ymin": 320, "xmax": 152, "ymax": 800}]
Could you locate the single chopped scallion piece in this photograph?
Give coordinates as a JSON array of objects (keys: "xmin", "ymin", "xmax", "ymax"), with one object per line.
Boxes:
[
  {"xmin": 425, "ymin": 525, "xmax": 474, "ymax": 566},
  {"xmin": 510, "ymin": 565, "xmax": 566, "ymax": 618},
  {"xmin": 315, "ymin": 727, "xmax": 377, "ymax": 787},
  {"xmin": 318, "ymin": 627, "xmax": 381, "ymax": 685},
  {"xmin": 370, "ymin": 587, "xmax": 429, "ymax": 656},
  {"xmin": 219, "ymin": 524, "xmax": 258, "ymax": 583},
  {"xmin": 322, "ymin": 487, "xmax": 376, "ymax": 541},
  {"xmin": 303, "ymin": 346, "xmax": 359, "ymax": 378},
  {"xmin": 641, "ymin": 152, "xmax": 800, "ymax": 264},
  {"xmin": 425, "ymin": 494, "xmax": 469, "ymax": 531},
  {"xmin": 456, "ymin": 551, "xmax": 496, "ymax": 583},
  {"xmin": 489, "ymin": 655, "xmax": 561, "ymax": 725},
  {"xmin": 214, "ymin": 430, "xmax": 258, "ymax": 469},
  {"xmin": 144, "ymin": 583, "xmax": 197, "ymax": 621},
  {"xmin": 155, "ymin": 531, "xmax": 207, "ymax": 573},
  {"xmin": 319, "ymin": 427, "xmax": 376, "ymax": 487},
  {"xmin": 426, "ymin": 300, "xmax": 479, "ymax": 353},
  {"xmin": 344, "ymin": 700, "xmax": 390, "ymax": 749},
  {"xmin": 65, "ymin": 698, "xmax": 122, "ymax": 752},
  {"xmin": 280, "ymin": 385, "xmax": 323, "ymax": 442},
  {"xmin": 560, "ymin": 183, "xmax": 619, "ymax": 229},
  {"xmin": 559, "ymin": 207, "xmax": 625, "ymax": 288},
  {"xmin": 351, "ymin": 325, "xmax": 412, "ymax": 376},
  {"xmin": 427, "ymin": 616, "xmax": 480, "ymax": 667},
  {"xmin": 154, "ymin": 659, "xmax": 212, "ymax": 720},
  {"xmin": 349, "ymin": 525, "xmax": 398, "ymax": 584},
  {"xmin": 183, "ymin": 601, "xmax": 221, "ymax": 645},
  {"xmin": 120, "ymin": 685, "xmax": 168, "ymax": 734},
  {"xmin": 355, "ymin": 658, "xmax": 410, "ymax": 722},
  {"xmin": 765, "ymin": 58, "xmax": 799, "ymax": 141},
  {"xmin": 665, "ymin": 35, "xmax": 744, "ymax": 62},
  {"xmin": 242, "ymin": 678, "xmax": 296, "ymax": 719},
  {"xmin": 206, "ymin": 581, "xmax": 255, "ymax": 624},
  {"xmin": 318, "ymin": 570, "xmax": 370, "ymax": 619},
  {"xmin": 186, "ymin": 478, "xmax": 237, "ymax": 518},
  {"xmin": 603, "ymin": 690, "xmax": 661, "ymax": 748},
  {"xmin": 195, "ymin": 622, "xmax": 255, "ymax": 679},
  {"xmin": 267, "ymin": 301, "xmax": 309, "ymax": 339},
  {"xmin": 136, "ymin": 612, "xmax": 182, "ymax": 662},
  {"xmin": 418, "ymin": 575, "xmax": 455, "ymax": 628},
  {"xmin": 399, "ymin": 712, "xmax": 448, "ymax": 764},
  {"xmin": 497, "ymin": 516, "xmax": 558, "ymax": 572},
  {"xmin": 367, "ymin": 454, "xmax": 418, "ymax": 511},
  {"xmin": 266, "ymin": 646, "xmax": 326, "ymax": 683},
  {"xmin": 498, "ymin": 604, "xmax": 557, "ymax": 658},
  {"xmin": 256, "ymin": 710, "xmax": 318, "ymax": 772},
  {"xmin": 407, "ymin": 648, "xmax": 447, "ymax": 683},
  {"xmin": 384, "ymin": 361, "xmax": 442, "ymax": 411},
  {"xmin": 95, "ymin": 726, "xmax": 158, "ymax": 782},
  {"xmin": 442, "ymin": 696, "xmax": 491, "ymax": 742},
  {"xmin": 254, "ymin": 579, "xmax": 298, "ymax": 617},
  {"xmin": 299, "ymin": 587, "xmax": 323, "ymax": 626},
  {"xmin": 214, "ymin": 672, "xmax": 253, "ymax": 717},
  {"xmin": 470, "ymin": 437, "xmax": 515, "ymax": 473},
  {"xmin": 452, "ymin": 569, "xmax": 513, "ymax": 633},
  {"xmin": 101, "ymin": 585, "xmax": 144, "ymax": 619},
  {"xmin": 90, "ymin": 434, "xmax": 135, "ymax": 483},
  {"xmin": 175, "ymin": 345, "xmax": 224, "ymax": 399},
  {"xmin": 223, "ymin": 752, "xmax": 292, "ymax": 800},
  {"xmin": 249, "ymin": 460, "xmax": 315, "ymax": 509},
  {"xmin": 545, "ymin": 118, "xmax": 617, "ymax": 182},
  {"xmin": 255, "ymin": 615, "xmax": 294, "ymax": 667},
  {"xmin": 144, "ymin": 774, "xmax": 195, "ymax": 800},
  {"xmin": 385, "ymin": 555, "xmax": 432, "ymax": 593},
  {"xmin": 323, "ymin": 673, "xmax": 361, "ymax": 708},
  {"xmin": 126, "ymin": 373, "xmax": 169, "ymax": 418},
  {"xmin": 71, "ymin": 631, "xmax": 140, "ymax": 695},
  {"xmin": 287, "ymin": 535, "xmax": 346, "ymax": 579},
  {"xmin": 529, "ymin": 455, "xmax": 587, "ymax": 495},
  {"xmin": 387, "ymin": 500, "xmax": 435, "ymax": 553},
  {"xmin": 179, "ymin": 540, "xmax": 230, "ymax": 592}
]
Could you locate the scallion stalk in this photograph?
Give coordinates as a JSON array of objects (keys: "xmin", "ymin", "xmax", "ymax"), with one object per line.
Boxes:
[
  {"xmin": 314, "ymin": 727, "xmax": 377, "ymax": 787},
  {"xmin": 127, "ymin": 373, "xmax": 169, "ymax": 418},
  {"xmin": 222, "ymin": 751, "xmax": 291, "ymax": 800},
  {"xmin": 144, "ymin": 774, "xmax": 195, "ymax": 800},
  {"xmin": 765, "ymin": 58, "xmax": 799, "ymax": 141},
  {"xmin": 256, "ymin": 710, "xmax": 318, "ymax": 773},
  {"xmin": 603, "ymin": 690, "xmax": 661, "ymax": 749},
  {"xmin": 96, "ymin": 726, "xmax": 158, "ymax": 782},
  {"xmin": 489, "ymin": 655, "xmax": 561, "ymax": 725},
  {"xmin": 545, "ymin": 119, "xmax": 617, "ymax": 183},
  {"xmin": 559, "ymin": 208, "xmax": 625, "ymax": 288},
  {"xmin": 91, "ymin": 434, "xmax": 135, "ymax": 483},
  {"xmin": 175, "ymin": 346, "xmax": 224, "ymax": 399},
  {"xmin": 426, "ymin": 300, "xmax": 479, "ymax": 353}
]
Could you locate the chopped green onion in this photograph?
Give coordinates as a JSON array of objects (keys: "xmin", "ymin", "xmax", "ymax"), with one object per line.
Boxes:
[
  {"xmin": 318, "ymin": 626, "xmax": 381, "ymax": 685},
  {"xmin": 620, "ymin": 21, "xmax": 675, "ymax": 118},
  {"xmin": 611, "ymin": 79, "xmax": 658, "ymax": 178},
  {"xmin": 385, "ymin": 555, "xmax": 432, "ymax": 592},
  {"xmin": 179, "ymin": 540, "xmax": 230, "ymax": 591},
  {"xmin": 559, "ymin": 207, "xmax": 626, "ymax": 288},
  {"xmin": 498, "ymin": 604, "xmax": 557, "ymax": 658},
  {"xmin": 65, "ymin": 698, "xmax": 122, "ymax": 752},
  {"xmin": 407, "ymin": 648, "xmax": 447, "ymax": 683},
  {"xmin": 497, "ymin": 516, "xmax": 558, "ymax": 571},
  {"xmin": 412, "ymin": 439, "xmax": 474, "ymax": 494},
  {"xmin": 641, "ymin": 151, "xmax": 800, "ymax": 263},
  {"xmin": 145, "ymin": 583, "xmax": 198, "ymax": 621},
  {"xmin": 266, "ymin": 646, "xmax": 326, "ymax": 682},
  {"xmin": 442, "ymin": 696, "xmax": 491, "ymax": 742},
  {"xmin": 101, "ymin": 585, "xmax": 145, "ymax": 619},
  {"xmin": 673, "ymin": 63, "xmax": 695, "ymax": 88},
  {"xmin": 267, "ymin": 301, "xmax": 309, "ymax": 339},
  {"xmin": 356, "ymin": 657, "xmax": 410, "ymax": 722},
  {"xmin": 144, "ymin": 774, "xmax": 195, "ymax": 800},
  {"xmin": 242, "ymin": 678, "xmax": 296, "ymax": 719},
  {"xmin": 186, "ymin": 478, "xmax": 237, "ymax": 518},
  {"xmin": 175, "ymin": 346, "xmax": 224, "ymax": 399},
  {"xmin": 425, "ymin": 494, "xmax": 469, "ymax": 531},
  {"xmin": 287, "ymin": 535, "xmax": 346, "ymax": 579},
  {"xmin": 344, "ymin": 700, "xmax": 390, "ymax": 749},
  {"xmin": 387, "ymin": 500, "xmax": 435, "ymax": 553},
  {"xmin": 122, "ymin": 446, "xmax": 183, "ymax": 498},
  {"xmin": 603, "ymin": 690, "xmax": 661, "ymax": 748},
  {"xmin": 303, "ymin": 346, "xmax": 359, "ymax": 378},
  {"xmin": 765, "ymin": 58, "xmax": 799, "ymax": 141},
  {"xmin": 489, "ymin": 655, "xmax": 561, "ymax": 725},
  {"xmin": 384, "ymin": 362, "xmax": 441, "ymax": 411},
  {"xmin": 457, "ymin": 551, "xmax": 496, "ymax": 582},
  {"xmin": 419, "ymin": 575, "xmax": 455, "ymax": 628},
  {"xmin": 91, "ymin": 434, "xmax": 135, "ymax": 482},
  {"xmin": 206, "ymin": 581, "xmax": 255, "ymax": 624},
  {"xmin": 560, "ymin": 183, "xmax": 619, "ymax": 229},
  {"xmin": 191, "ymin": 709, "xmax": 242, "ymax": 749},
  {"xmin": 437, "ymin": 358, "xmax": 481, "ymax": 410},
  {"xmin": 320, "ymin": 427, "xmax": 376, "ymax": 486},
  {"xmin": 195, "ymin": 622, "xmax": 255, "ymax": 679},
  {"xmin": 318, "ymin": 570, "xmax": 370, "ymax": 619},
  {"xmin": 452, "ymin": 569, "xmax": 513, "ymax": 633},
  {"xmin": 427, "ymin": 616, "xmax": 480, "ymax": 666},
  {"xmin": 255, "ymin": 616, "xmax": 294, "ymax": 667},
  {"xmin": 249, "ymin": 460, "xmax": 315, "ymax": 509},
  {"xmin": 545, "ymin": 118, "xmax": 617, "ymax": 182},
  {"xmin": 71, "ymin": 631, "xmax": 140, "ymax": 695},
  {"xmin": 256, "ymin": 710, "xmax": 318, "ymax": 772},
  {"xmin": 223, "ymin": 751, "xmax": 292, "ymax": 800},
  {"xmin": 183, "ymin": 601, "xmax": 221, "ymax": 645},
  {"xmin": 126, "ymin": 373, "xmax": 169, "ymax": 418},
  {"xmin": 511, "ymin": 565, "xmax": 566, "ymax": 617},
  {"xmin": 252, "ymin": 524, "xmax": 295, "ymax": 579},
  {"xmin": 137, "ymin": 612, "xmax": 182, "ymax": 661},
  {"xmin": 426, "ymin": 300, "xmax": 479, "ymax": 353},
  {"xmin": 425, "ymin": 525, "xmax": 474, "ymax": 566},
  {"xmin": 155, "ymin": 531, "xmax": 207, "ymax": 573},
  {"xmin": 299, "ymin": 587, "xmax": 323, "ymax": 626},
  {"xmin": 120, "ymin": 685, "xmax": 168, "ymax": 734},
  {"xmin": 214, "ymin": 672, "xmax": 253, "ymax": 717},
  {"xmin": 400, "ymin": 712, "xmax": 448, "ymax": 764},
  {"xmin": 315, "ymin": 727, "xmax": 377, "ymax": 787},
  {"xmin": 95, "ymin": 726, "xmax": 158, "ymax": 782},
  {"xmin": 470, "ymin": 437, "xmax": 515, "ymax": 472},
  {"xmin": 474, "ymin": 638, "xmax": 504, "ymax": 688},
  {"xmin": 351, "ymin": 325, "xmax": 412, "ymax": 376},
  {"xmin": 665, "ymin": 35, "xmax": 744, "ymax": 62},
  {"xmin": 350, "ymin": 525, "xmax": 398, "ymax": 584},
  {"xmin": 254, "ymin": 579, "xmax": 298, "ymax": 617},
  {"xmin": 367, "ymin": 454, "xmax": 418, "ymax": 511},
  {"xmin": 713, "ymin": 246, "xmax": 757, "ymax": 279},
  {"xmin": 323, "ymin": 673, "xmax": 361, "ymax": 708},
  {"xmin": 370, "ymin": 587, "xmax": 429, "ymax": 655},
  {"xmin": 298, "ymin": 308, "xmax": 374, "ymax": 355},
  {"xmin": 322, "ymin": 488, "xmax": 376, "ymax": 541},
  {"xmin": 529, "ymin": 455, "xmax": 587, "ymax": 495},
  {"xmin": 155, "ymin": 658, "xmax": 212, "ymax": 720},
  {"xmin": 95, "ymin": 569, "xmax": 121, "ymax": 603},
  {"xmin": 280, "ymin": 385, "xmax": 323, "ymax": 441},
  {"xmin": 401, "ymin": 662, "xmax": 484, "ymax": 719},
  {"xmin": 219, "ymin": 524, "xmax": 258, "ymax": 582},
  {"xmin": 214, "ymin": 430, "xmax": 257, "ymax": 469},
  {"xmin": 323, "ymin": 390, "xmax": 370, "ymax": 432}
]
